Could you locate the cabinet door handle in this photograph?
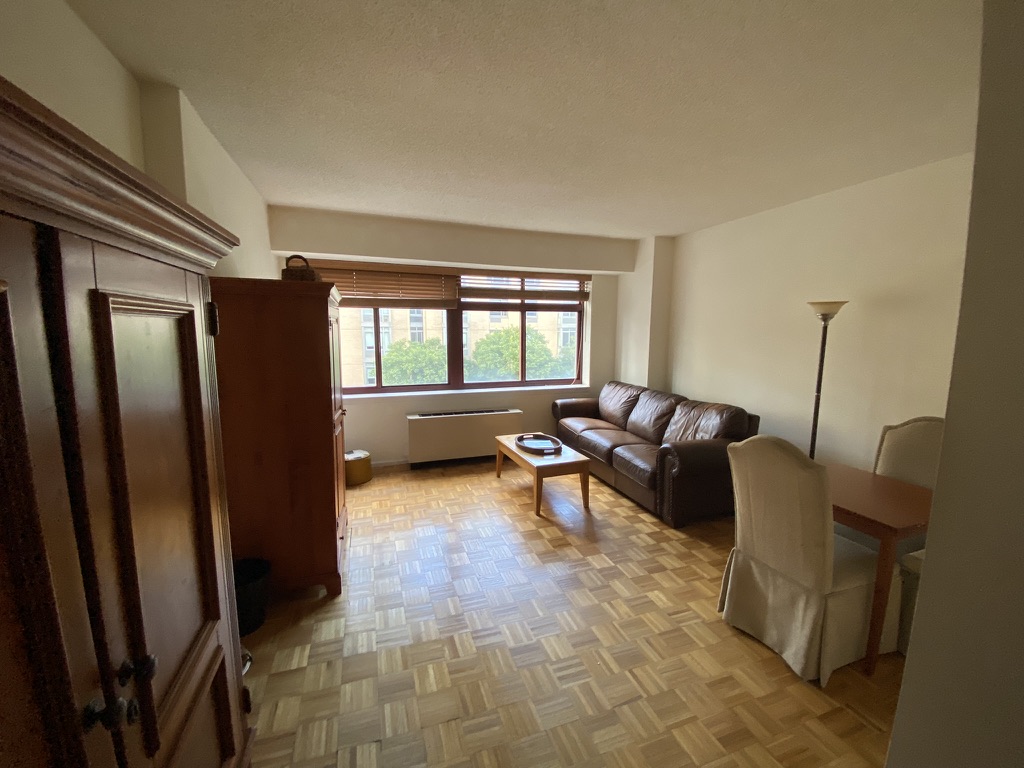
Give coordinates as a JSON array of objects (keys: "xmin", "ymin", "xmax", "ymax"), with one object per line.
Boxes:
[
  {"xmin": 82, "ymin": 697, "xmax": 129, "ymax": 732},
  {"xmin": 116, "ymin": 654, "xmax": 158, "ymax": 686},
  {"xmin": 126, "ymin": 698, "xmax": 142, "ymax": 727}
]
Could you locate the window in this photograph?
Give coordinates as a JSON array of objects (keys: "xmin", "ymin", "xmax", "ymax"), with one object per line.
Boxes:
[
  {"xmin": 464, "ymin": 310, "xmax": 519, "ymax": 383},
  {"xmin": 527, "ymin": 311, "xmax": 577, "ymax": 381},
  {"xmin": 328, "ymin": 263, "xmax": 588, "ymax": 392}
]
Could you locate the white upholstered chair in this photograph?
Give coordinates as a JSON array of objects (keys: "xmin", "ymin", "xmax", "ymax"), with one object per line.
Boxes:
[
  {"xmin": 874, "ymin": 416, "xmax": 945, "ymax": 489},
  {"xmin": 718, "ymin": 435, "xmax": 900, "ymax": 685},
  {"xmin": 838, "ymin": 416, "xmax": 944, "ymax": 557}
]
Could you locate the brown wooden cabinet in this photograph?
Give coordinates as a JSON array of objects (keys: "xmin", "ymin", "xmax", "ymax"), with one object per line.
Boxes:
[
  {"xmin": 209, "ymin": 278, "xmax": 347, "ymax": 597},
  {"xmin": 0, "ymin": 79, "xmax": 249, "ymax": 766}
]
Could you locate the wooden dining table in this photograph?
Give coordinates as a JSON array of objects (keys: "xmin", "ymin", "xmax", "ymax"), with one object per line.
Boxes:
[{"xmin": 826, "ymin": 463, "xmax": 932, "ymax": 674}]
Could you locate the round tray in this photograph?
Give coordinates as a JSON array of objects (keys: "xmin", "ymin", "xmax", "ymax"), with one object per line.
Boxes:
[{"xmin": 515, "ymin": 433, "xmax": 563, "ymax": 455}]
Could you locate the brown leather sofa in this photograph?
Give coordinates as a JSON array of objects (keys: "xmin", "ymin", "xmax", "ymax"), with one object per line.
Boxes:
[{"xmin": 552, "ymin": 381, "xmax": 760, "ymax": 527}]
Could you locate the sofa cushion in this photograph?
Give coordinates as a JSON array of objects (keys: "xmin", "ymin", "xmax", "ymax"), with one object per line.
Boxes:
[
  {"xmin": 612, "ymin": 444, "xmax": 660, "ymax": 489},
  {"xmin": 663, "ymin": 400, "xmax": 750, "ymax": 442},
  {"xmin": 577, "ymin": 429, "xmax": 649, "ymax": 464},
  {"xmin": 557, "ymin": 417, "xmax": 618, "ymax": 444},
  {"xmin": 626, "ymin": 390, "xmax": 686, "ymax": 444},
  {"xmin": 598, "ymin": 381, "xmax": 646, "ymax": 429}
]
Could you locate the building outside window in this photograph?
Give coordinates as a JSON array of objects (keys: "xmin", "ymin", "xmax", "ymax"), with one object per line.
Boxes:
[
  {"xmin": 559, "ymin": 311, "xmax": 577, "ymax": 350},
  {"xmin": 409, "ymin": 308, "xmax": 424, "ymax": 343}
]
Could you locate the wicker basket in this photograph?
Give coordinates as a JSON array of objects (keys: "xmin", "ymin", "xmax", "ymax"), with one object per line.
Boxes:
[{"xmin": 281, "ymin": 254, "xmax": 321, "ymax": 282}]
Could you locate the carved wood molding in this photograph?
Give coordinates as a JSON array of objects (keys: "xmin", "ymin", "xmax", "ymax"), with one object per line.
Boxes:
[{"xmin": 0, "ymin": 77, "xmax": 238, "ymax": 271}]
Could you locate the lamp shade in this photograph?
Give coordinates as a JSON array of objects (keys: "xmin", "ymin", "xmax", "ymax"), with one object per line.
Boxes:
[{"xmin": 808, "ymin": 300, "xmax": 848, "ymax": 319}]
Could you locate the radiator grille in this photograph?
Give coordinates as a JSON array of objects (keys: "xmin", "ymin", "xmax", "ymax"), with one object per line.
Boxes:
[{"xmin": 407, "ymin": 408, "xmax": 524, "ymax": 464}]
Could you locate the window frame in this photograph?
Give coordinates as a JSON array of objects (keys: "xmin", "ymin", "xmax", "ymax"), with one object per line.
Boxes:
[{"xmin": 336, "ymin": 274, "xmax": 586, "ymax": 394}]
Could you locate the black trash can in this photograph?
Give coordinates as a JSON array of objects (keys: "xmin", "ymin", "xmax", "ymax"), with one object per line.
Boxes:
[{"xmin": 233, "ymin": 558, "xmax": 271, "ymax": 637}]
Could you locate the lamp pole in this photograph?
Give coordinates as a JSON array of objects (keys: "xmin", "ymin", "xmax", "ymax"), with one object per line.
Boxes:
[{"xmin": 807, "ymin": 301, "xmax": 848, "ymax": 460}]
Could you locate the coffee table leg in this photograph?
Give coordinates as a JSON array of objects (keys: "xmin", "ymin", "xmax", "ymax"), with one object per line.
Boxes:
[
  {"xmin": 580, "ymin": 469, "xmax": 589, "ymax": 511},
  {"xmin": 496, "ymin": 447, "xmax": 504, "ymax": 477},
  {"xmin": 534, "ymin": 476, "xmax": 543, "ymax": 516}
]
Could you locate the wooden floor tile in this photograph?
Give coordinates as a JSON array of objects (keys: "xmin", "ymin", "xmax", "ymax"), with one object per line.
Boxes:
[{"xmin": 246, "ymin": 459, "xmax": 905, "ymax": 767}]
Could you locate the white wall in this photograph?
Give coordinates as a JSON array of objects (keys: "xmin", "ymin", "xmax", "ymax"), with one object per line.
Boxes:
[
  {"xmin": 887, "ymin": 2, "xmax": 1024, "ymax": 764},
  {"xmin": 269, "ymin": 206, "xmax": 637, "ymax": 274},
  {"xmin": 647, "ymin": 238, "xmax": 675, "ymax": 391},
  {"xmin": 669, "ymin": 155, "xmax": 973, "ymax": 468},
  {"xmin": 139, "ymin": 81, "xmax": 188, "ymax": 200},
  {"xmin": 0, "ymin": 1, "xmax": 274, "ymax": 278},
  {"xmin": 347, "ymin": 386, "xmax": 583, "ymax": 466},
  {"xmin": 0, "ymin": 0, "xmax": 144, "ymax": 168},
  {"xmin": 616, "ymin": 236, "xmax": 675, "ymax": 389},
  {"xmin": 588, "ymin": 275, "xmax": 618, "ymax": 391},
  {"xmin": 179, "ymin": 95, "xmax": 275, "ymax": 278},
  {"xmin": 616, "ymin": 237, "xmax": 656, "ymax": 384}
]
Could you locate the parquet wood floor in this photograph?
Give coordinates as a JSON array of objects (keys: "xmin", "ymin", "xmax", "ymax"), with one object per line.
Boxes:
[{"xmin": 244, "ymin": 459, "xmax": 904, "ymax": 768}]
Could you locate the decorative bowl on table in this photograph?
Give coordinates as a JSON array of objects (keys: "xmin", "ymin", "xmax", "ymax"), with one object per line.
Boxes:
[{"xmin": 515, "ymin": 433, "xmax": 563, "ymax": 455}]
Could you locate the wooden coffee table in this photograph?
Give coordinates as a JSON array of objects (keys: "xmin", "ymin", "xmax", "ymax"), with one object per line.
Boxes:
[{"xmin": 495, "ymin": 434, "xmax": 590, "ymax": 516}]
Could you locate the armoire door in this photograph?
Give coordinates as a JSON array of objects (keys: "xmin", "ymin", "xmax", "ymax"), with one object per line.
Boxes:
[
  {"xmin": 1, "ymin": 213, "xmax": 118, "ymax": 768},
  {"xmin": 41, "ymin": 229, "xmax": 244, "ymax": 768},
  {"xmin": 328, "ymin": 303, "xmax": 347, "ymax": 548}
]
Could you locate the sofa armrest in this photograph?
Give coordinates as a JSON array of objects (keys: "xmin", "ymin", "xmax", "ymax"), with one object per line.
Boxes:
[
  {"xmin": 552, "ymin": 397, "xmax": 599, "ymax": 421},
  {"xmin": 656, "ymin": 438, "xmax": 738, "ymax": 527}
]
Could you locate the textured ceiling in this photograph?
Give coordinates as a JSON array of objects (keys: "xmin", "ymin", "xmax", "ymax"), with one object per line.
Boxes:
[{"xmin": 67, "ymin": 0, "xmax": 981, "ymax": 237}]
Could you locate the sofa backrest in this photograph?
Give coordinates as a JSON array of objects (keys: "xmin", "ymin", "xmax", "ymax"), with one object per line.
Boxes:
[
  {"xmin": 663, "ymin": 400, "xmax": 751, "ymax": 442},
  {"xmin": 626, "ymin": 389, "xmax": 686, "ymax": 444},
  {"xmin": 598, "ymin": 381, "xmax": 646, "ymax": 429}
]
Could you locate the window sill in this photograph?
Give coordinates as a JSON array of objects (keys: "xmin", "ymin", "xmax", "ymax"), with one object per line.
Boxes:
[{"xmin": 344, "ymin": 383, "xmax": 590, "ymax": 401}]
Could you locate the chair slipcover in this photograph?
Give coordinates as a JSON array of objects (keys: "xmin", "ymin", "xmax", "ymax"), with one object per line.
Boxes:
[{"xmin": 718, "ymin": 436, "xmax": 899, "ymax": 685}]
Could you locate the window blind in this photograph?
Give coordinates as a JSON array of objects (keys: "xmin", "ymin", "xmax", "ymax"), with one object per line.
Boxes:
[
  {"xmin": 306, "ymin": 259, "xmax": 589, "ymax": 306},
  {"xmin": 317, "ymin": 266, "xmax": 459, "ymax": 308},
  {"xmin": 458, "ymin": 275, "xmax": 590, "ymax": 302}
]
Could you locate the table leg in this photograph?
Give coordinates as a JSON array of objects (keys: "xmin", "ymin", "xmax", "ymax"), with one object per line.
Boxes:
[
  {"xmin": 496, "ymin": 447, "xmax": 504, "ymax": 477},
  {"xmin": 864, "ymin": 536, "xmax": 897, "ymax": 675},
  {"xmin": 534, "ymin": 475, "xmax": 543, "ymax": 516},
  {"xmin": 580, "ymin": 469, "xmax": 589, "ymax": 511}
]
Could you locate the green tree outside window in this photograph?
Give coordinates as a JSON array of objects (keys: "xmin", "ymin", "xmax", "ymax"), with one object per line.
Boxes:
[{"xmin": 380, "ymin": 338, "xmax": 448, "ymax": 386}]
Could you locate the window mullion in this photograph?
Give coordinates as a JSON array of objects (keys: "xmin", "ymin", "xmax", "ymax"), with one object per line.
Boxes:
[
  {"xmin": 519, "ymin": 310, "xmax": 526, "ymax": 383},
  {"xmin": 372, "ymin": 308, "xmax": 384, "ymax": 392},
  {"xmin": 574, "ymin": 309, "xmax": 583, "ymax": 384},
  {"xmin": 448, "ymin": 308, "xmax": 464, "ymax": 387}
]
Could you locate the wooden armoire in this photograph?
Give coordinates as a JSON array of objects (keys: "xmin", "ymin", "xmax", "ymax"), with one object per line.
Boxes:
[
  {"xmin": 0, "ymin": 79, "xmax": 250, "ymax": 766},
  {"xmin": 208, "ymin": 278, "xmax": 347, "ymax": 597}
]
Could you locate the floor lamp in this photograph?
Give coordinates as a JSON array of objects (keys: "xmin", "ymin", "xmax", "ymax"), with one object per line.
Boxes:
[{"xmin": 808, "ymin": 300, "xmax": 848, "ymax": 459}]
